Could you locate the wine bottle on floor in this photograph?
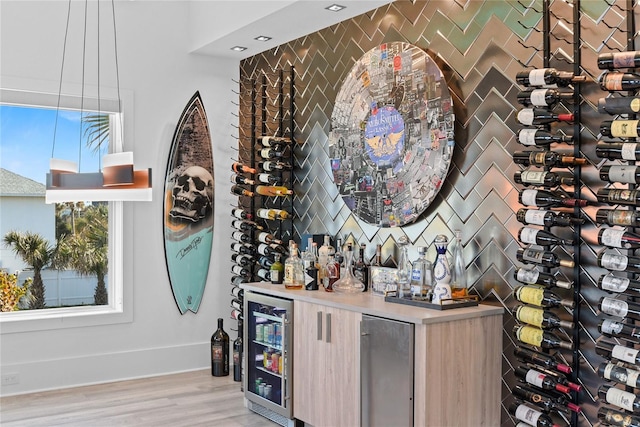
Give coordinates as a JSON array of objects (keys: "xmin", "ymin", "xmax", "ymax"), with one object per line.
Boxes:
[
  {"xmin": 233, "ymin": 320, "xmax": 243, "ymax": 383},
  {"xmin": 211, "ymin": 318, "xmax": 230, "ymax": 376}
]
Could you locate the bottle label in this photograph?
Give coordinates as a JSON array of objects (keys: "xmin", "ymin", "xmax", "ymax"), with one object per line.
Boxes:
[
  {"xmin": 517, "ymin": 286, "xmax": 544, "ymax": 306},
  {"xmin": 515, "ymin": 404, "xmax": 542, "ymax": 425},
  {"xmin": 270, "ymin": 269, "xmax": 281, "ymax": 283},
  {"xmin": 521, "ymin": 247, "xmax": 544, "ymax": 263},
  {"xmin": 517, "ymin": 109, "xmax": 534, "ymax": 126},
  {"xmin": 529, "ymin": 89, "xmax": 548, "ymax": 106},
  {"xmin": 604, "ymin": 73, "xmax": 624, "ymax": 91},
  {"xmin": 521, "ymin": 189, "xmax": 538, "ymax": 206},
  {"xmin": 632, "ymin": 98, "xmax": 640, "ymax": 112},
  {"xmin": 525, "ymin": 368, "xmax": 546, "ymax": 388},
  {"xmin": 516, "ymin": 325, "xmax": 543, "ymax": 347},
  {"xmin": 212, "ymin": 344, "xmax": 223, "ymax": 362},
  {"xmin": 516, "ymin": 268, "xmax": 540, "ymax": 284},
  {"xmin": 608, "ymin": 166, "xmax": 637, "ymax": 184},
  {"xmin": 601, "ymin": 297, "xmax": 629, "ymax": 318},
  {"xmin": 232, "ymin": 210, "xmax": 245, "ymax": 219},
  {"xmin": 601, "ymin": 228, "xmax": 625, "ymax": 248},
  {"xmin": 605, "ymin": 386, "xmax": 636, "ymax": 412},
  {"xmin": 601, "ymin": 253, "xmax": 628, "ymax": 271},
  {"xmin": 601, "ymin": 319, "xmax": 624, "ymax": 335},
  {"xmin": 284, "ymin": 264, "xmax": 295, "ymax": 283},
  {"xmin": 621, "ymin": 143, "xmax": 639, "ymax": 160},
  {"xmin": 612, "ymin": 344, "xmax": 640, "ymax": 364},
  {"xmin": 609, "ymin": 210, "xmax": 634, "ymax": 226},
  {"xmin": 520, "ymin": 170, "xmax": 546, "ymax": 185},
  {"xmin": 529, "ymin": 69, "xmax": 548, "ymax": 87},
  {"xmin": 613, "ymin": 52, "xmax": 637, "ymax": 68},
  {"xmin": 519, "ymin": 227, "xmax": 539, "ymax": 245},
  {"xmin": 604, "ymin": 363, "xmax": 640, "ymax": 388},
  {"xmin": 519, "ymin": 128, "xmax": 537, "ymax": 146},
  {"xmin": 601, "ymin": 275, "xmax": 630, "ymax": 293},
  {"xmin": 516, "ymin": 306, "xmax": 544, "ymax": 328},
  {"xmin": 611, "ymin": 122, "xmax": 640, "ymax": 139},
  {"xmin": 524, "ymin": 209, "xmax": 546, "ymax": 225},
  {"xmin": 531, "ymin": 152, "xmax": 547, "ymax": 165},
  {"xmin": 606, "ymin": 189, "xmax": 637, "ymax": 203}
]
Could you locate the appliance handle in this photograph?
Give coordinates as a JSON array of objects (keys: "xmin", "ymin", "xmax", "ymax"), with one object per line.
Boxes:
[
  {"xmin": 326, "ymin": 312, "xmax": 332, "ymax": 343},
  {"xmin": 317, "ymin": 311, "xmax": 323, "ymax": 341}
]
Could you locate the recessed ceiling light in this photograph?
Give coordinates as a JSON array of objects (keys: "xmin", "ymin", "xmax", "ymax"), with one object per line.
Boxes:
[
  {"xmin": 326, "ymin": 4, "xmax": 346, "ymax": 12},
  {"xmin": 255, "ymin": 36, "xmax": 272, "ymax": 42},
  {"xmin": 230, "ymin": 46, "xmax": 248, "ymax": 52}
]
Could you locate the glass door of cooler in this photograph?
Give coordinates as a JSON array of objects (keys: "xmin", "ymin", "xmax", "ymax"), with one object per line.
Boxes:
[{"xmin": 243, "ymin": 292, "xmax": 293, "ymax": 418}]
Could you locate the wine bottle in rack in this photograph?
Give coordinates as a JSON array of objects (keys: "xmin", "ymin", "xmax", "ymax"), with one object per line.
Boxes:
[
  {"xmin": 231, "ymin": 230, "xmax": 252, "ymax": 244},
  {"xmin": 598, "ymin": 51, "xmax": 640, "ymax": 70},
  {"xmin": 231, "ymin": 161, "xmax": 257, "ymax": 175},
  {"xmin": 600, "ymin": 296, "xmax": 640, "ymax": 321},
  {"xmin": 516, "ymin": 247, "xmax": 575, "ymax": 269},
  {"xmin": 514, "ymin": 346, "xmax": 573, "ymax": 374},
  {"xmin": 513, "ymin": 267, "xmax": 573, "ymax": 289},
  {"xmin": 513, "ymin": 285, "xmax": 575, "ymax": 309},
  {"xmin": 231, "ymin": 185, "xmax": 254, "ymax": 197},
  {"xmin": 599, "ymin": 72, "xmax": 640, "ymax": 92},
  {"xmin": 598, "ymin": 274, "xmax": 640, "ymax": 297},
  {"xmin": 599, "ymin": 228, "xmax": 640, "ymax": 249},
  {"xmin": 256, "ymin": 231, "xmax": 284, "ymax": 246},
  {"xmin": 517, "ymin": 128, "xmax": 574, "ymax": 146},
  {"xmin": 597, "ymin": 143, "xmax": 640, "ymax": 162},
  {"xmin": 516, "ymin": 208, "xmax": 584, "ymax": 227},
  {"xmin": 230, "ymin": 173, "xmax": 255, "ymax": 186},
  {"xmin": 257, "ymin": 243, "xmax": 287, "ymax": 257},
  {"xmin": 231, "ymin": 275, "xmax": 248, "ymax": 286},
  {"xmin": 599, "ymin": 318, "xmax": 640, "ymax": 342},
  {"xmin": 260, "ymin": 136, "xmax": 292, "ymax": 147},
  {"xmin": 256, "ymin": 208, "xmax": 290, "ymax": 220},
  {"xmin": 512, "ymin": 150, "xmax": 587, "ymax": 167},
  {"xmin": 597, "ymin": 189, "xmax": 640, "ymax": 207},
  {"xmin": 517, "ymin": 108, "xmax": 574, "ymax": 126},
  {"xmin": 518, "ymin": 227, "xmax": 574, "ymax": 246},
  {"xmin": 231, "ymin": 298, "xmax": 242, "ymax": 311},
  {"xmin": 597, "ymin": 407, "xmax": 640, "ymax": 427},
  {"xmin": 231, "ymin": 286, "xmax": 244, "ymax": 299},
  {"xmin": 512, "ymin": 304, "xmax": 574, "ymax": 329},
  {"xmin": 598, "ymin": 96, "xmax": 640, "ymax": 115},
  {"xmin": 231, "ymin": 265, "xmax": 251, "ymax": 278},
  {"xmin": 597, "ymin": 209, "xmax": 640, "ymax": 227},
  {"xmin": 259, "ymin": 160, "xmax": 292, "ymax": 171},
  {"xmin": 598, "ymin": 384, "xmax": 640, "ymax": 414},
  {"xmin": 598, "ymin": 362, "xmax": 640, "ymax": 388},
  {"xmin": 231, "ymin": 219, "xmax": 263, "ymax": 232},
  {"xmin": 515, "ymin": 67, "xmax": 584, "ymax": 87},
  {"xmin": 516, "ymin": 88, "xmax": 574, "ymax": 107},
  {"xmin": 231, "ymin": 208, "xmax": 252, "ymax": 220},
  {"xmin": 231, "ymin": 242, "xmax": 255, "ymax": 256},
  {"xmin": 513, "ymin": 324, "xmax": 573, "ymax": 350},
  {"xmin": 512, "ymin": 384, "xmax": 581, "ymax": 414},
  {"xmin": 514, "ymin": 365, "xmax": 571, "ymax": 394},
  {"xmin": 254, "ymin": 185, "xmax": 293, "ymax": 197},
  {"xmin": 600, "ymin": 165, "xmax": 640, "ymax": 185},
  {"xmin": 230, "ymin": 309, "xmax": 243, "ymax": 321},
  {"xmin": 596, "ymin": 338, "xmax": 640, "ymax": 366},
  {"xmin": 259, "ymin": 147, "xmax": 285, "ymax": 159},
  {"xmin": 256, "ymin": 268, "xmax": 271, "ymax": 281},
  {"xmin": 257, "ymin": 256, "xmax": 274, "ymax": 269},
  {"xmin": 534, "ymin": 365, "xmax": 581, "ymax": 392},
  {"xmin": 514, "ymin": 170, "xmax": 575, "ymax": 187},
  {"xmin": 600, "ymin": 120, "xmax": 640, "ymax": 139},
  {"xmin": 231, "ymin": 253, "xmax": 253, "ymax": 267},
  {"xmin": 256, "ymin": 172, "xmax": 283, "ymax": 185},
  {"xmin": 519, "ymin": 189, "xmax": 589, "ymax": 208},
  {"xmin": 598, "ymin": 250, "xmax": 640, "ymax": 274}
]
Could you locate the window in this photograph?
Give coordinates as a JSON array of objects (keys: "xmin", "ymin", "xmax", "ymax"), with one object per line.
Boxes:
[{"xmin": 0, "ymin": 88, "xmax": 131, "ymax": 332}]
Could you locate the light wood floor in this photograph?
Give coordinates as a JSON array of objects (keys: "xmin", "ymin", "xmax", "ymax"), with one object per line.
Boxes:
[{"xmin": 0, "ymin": 370, "xmax": 278, "ymax": 426}]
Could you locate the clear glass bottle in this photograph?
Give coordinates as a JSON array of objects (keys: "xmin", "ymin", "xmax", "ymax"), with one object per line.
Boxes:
[
  {"xmin": 284, "ymin": 243, "xmax": 304, "ymax": 289},
  {"xmin": 396, "ymin": 236, "xmax": 412, "ymax": 298},
  {"xmin": 318, "ymin": 235, "xmax": 335, "ymax": 267},
  {"xmin": 302, "ymin": 237, "xmax": 316, "ymax": 271},
  {"xmin": 450, "ymin": 230, "xmax": 468, "ymax": 298},
  {"xmin": 432, "ymin": 235, "xmax": 452, "ymax": 304},
  {"xmin": 410, "ymin": 246, "xmax": 433, "ymax": 299},
  {"xmin": 333, "ymin": 243, "xmax": 365, "ymax": 293}
]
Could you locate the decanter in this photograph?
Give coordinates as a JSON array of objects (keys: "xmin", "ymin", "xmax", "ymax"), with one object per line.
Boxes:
[{"xmin": 332, "ymin": 243, "xmax": 365, "ymax": 293}]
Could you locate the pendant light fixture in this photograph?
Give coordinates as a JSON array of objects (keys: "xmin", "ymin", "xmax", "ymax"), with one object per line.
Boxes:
[{"xmin": 45, "ymin": 0, "xmax": 152, "ymax": 204}]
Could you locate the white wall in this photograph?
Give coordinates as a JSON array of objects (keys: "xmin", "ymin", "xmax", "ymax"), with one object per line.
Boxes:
[{"xmin": 0, "ymin": 1, "xmax": 237, "ymax": 395}]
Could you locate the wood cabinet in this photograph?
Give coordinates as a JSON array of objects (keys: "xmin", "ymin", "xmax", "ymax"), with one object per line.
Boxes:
[{"xmin": 293, "ymin": 300, "xmax": 361, "ymax": 427}]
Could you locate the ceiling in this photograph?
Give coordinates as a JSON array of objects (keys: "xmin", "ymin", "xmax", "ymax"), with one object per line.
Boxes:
[{"xmin": 187, "ymin": 0, "xmax": 394, "ymax": 59}]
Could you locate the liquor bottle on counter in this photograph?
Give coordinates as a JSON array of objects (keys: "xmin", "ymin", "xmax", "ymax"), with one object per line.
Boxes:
[
  {"xmin": 513, "ymin": 267, "xmax": 572, "ymax": 289},
  {"xmin": 512, "ymin": 385, "xmax": 581, "ymax": 414},
  {"xmin": 599, "ymin": 318, "xmax": 640, "ymax": 342},
  {"xmin": 597, "ymin": 209, "xmax": 640, "ymax": 227},
  {"xmin": 598, "ymin": 362, "xmax": 640, "ymax": 388},
  {"xmin": 231, "ymin": 161, "xmax": 257, "ymax": 175},
  {"xmin": 516, "ymin": 246, "xmax": 574, "ymax": 269},
  {"xmin": 516, "ymin": 88, "xmax": 574, "ymax": 107},
  {"xmin": 598, "ymin": 250, "xmax": 640, "ymax": 274},
  {"xmin": 597, "ymin": 188, "xmax": 640, "ymax": 207},
  {"xmin": 596, "ymin": 338, "xmax": 640, "ymax": 366},
  {"xmin": 597, "ymin": 143, "xmax": 640, "ymax": 162},
  {"xmin": 270, "ymin": 254, "xmax": 284, "ymax": 285},
  {"xmin": 599, "ymin": 72, "xmax": 640, "ymax": 92},
  {"xmin": 432, "ymin": 235, "xmax": 452, "ymax": 304},
  {"xmin": 600, "ymin": 165, "xmax": 640, "ymax": 185},
  {"xmin": 514, "ymin": 346, "xmax": 572, "ymax": 374},
  {"xmin": 517, "ymin": 108, "xmax": 574, "ymax": 126},
  {"xmin": 515, "ymin": 67, "xmax": 583, "ymax": 87},
  {"xmin": 354, "ymin": 243, "xmax": 369, "ymax": 292},
  {"xmin": 598, "ymin": 51, "xmax": 640, "ymax": 69},
  {"xmin": 396, "ymin": 237, "xmax": 412, "ymax": 299},
  {"xmin": 513, "ymin": 304, "xmax": 574, "ymax": 329},
  {"xmin": 283, "ymin": 243, "xmax": 304, "ymax": 289},
  {"xmin": 600, "ymin": 296, "xmax": 640, "ymax": 321},
  {"xmin": 317, "ymin": 235, "xmax": 335, "ymax": 269},
  {"xmin": 211, "ymin": 318, "xmax": 230, "ymax": 377},
  {"xmin": 323, "ymin": 254, "xmax": 340, "ymax": 292},
  {"xmin": 233, "ymin": 320, "xmax": 243, "ymax": 383},
  {"xmin": 518, "ymin": 227, "xmax": 574, "ymax": 246},
  {"xmin": 519, "ymin": 188, "xmax": 589, "ymax": 208},
  {"xmin": 230, "ymin": 173, "xmax": 256, "ymax": 186},
  {"xmin": 514, "ymin": 170, "xmax": 575, "ymax": 188},
  {"xmin": 514, "ymin": 365, "xmax": 571, "ymax": 394},
  {"xmin": 450, "ymin": 231, "xmax": 467, "ymax": 298},
  {"xmin": 512, "ymin": 150, "xmax": 586, "ymax": 167},
  {"xmin": 600, "ymin": 120, "xmax": 640, "ymax": 139},
  {"xmin": 256, "ymin": 208, "xmax": 290, "ymax": 220},
  {"xmin": 508, "ymin": 402, "xmax": 561, "ymax": 427},
  {"xmin": 598, "ymin": 96, "xmax": 640, "ymax": 115},
  {"xmin": 410, "ymin": 246, "xmax": 432, "ymax": 298},
  {"xmin": 598, "ymin": 228, "xmax": 640, "ymax": 249},
  {"xmin": 513, "ymin": 324, "xmax": 573, "ymax": 350},
  {"xmin": 598, "ymin": 384, "xmax": 640, "ymax": 414},
  {"xmin": 517, "ymin": 128, "xmax": 573, "ymax": 146},
  {"xmin": 513, "ymin": 285, "xmax": 575, "ymax": 309},
  {"xmin": 516, "ymin": 208, "xmax": 583, "ymax": 228},
  {"xmin": 597, "ymin": 407, "xmax": 640, "ymax": 427},
  {"xmin": 598, "ymin": 274, "xmax": 640, "ymax": 297}
]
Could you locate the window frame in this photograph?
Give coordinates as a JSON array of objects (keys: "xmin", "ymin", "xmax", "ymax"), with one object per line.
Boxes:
[{"xmin": 0, "ymin": 87, "xmax": 133, "ymax": 333}]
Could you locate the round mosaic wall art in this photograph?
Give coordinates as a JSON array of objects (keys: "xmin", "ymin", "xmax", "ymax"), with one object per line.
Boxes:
[{"xmin": 329, "ymin": 42, "xmax": 455, "ymax": 227}]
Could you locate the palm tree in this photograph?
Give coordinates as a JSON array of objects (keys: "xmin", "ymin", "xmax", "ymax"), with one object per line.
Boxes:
[
  {"xmin": 3, "ymin": 231, "xmax": 58, "ymax": 309},
  {"xmin": 83, "ymin": 113, "xmax": 110, "ymax": 154}
]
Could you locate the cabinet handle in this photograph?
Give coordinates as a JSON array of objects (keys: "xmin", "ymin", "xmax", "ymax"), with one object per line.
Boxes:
[
  {"xmin": 317, "ymin": 311, "xmax": 323, "ymax": 341},
  {"xmin": 326, "ymin": 313, "xmax": 332, "ymax": 343}
]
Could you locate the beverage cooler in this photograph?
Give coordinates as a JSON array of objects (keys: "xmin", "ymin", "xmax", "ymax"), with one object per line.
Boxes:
[{"xmin": 243, "ymin": 292, "xmax": 294, "ymax": 425}]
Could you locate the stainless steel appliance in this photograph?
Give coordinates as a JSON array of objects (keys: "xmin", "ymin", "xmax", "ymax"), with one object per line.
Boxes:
[{"xmin": 361, "ymin": 314, "xmax": 415, "ymax": 426}]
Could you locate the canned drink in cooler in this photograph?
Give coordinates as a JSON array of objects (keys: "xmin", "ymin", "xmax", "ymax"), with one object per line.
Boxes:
[{"xmin": 256, "ymin": 324, "xmax": 263, "ymax": 342}]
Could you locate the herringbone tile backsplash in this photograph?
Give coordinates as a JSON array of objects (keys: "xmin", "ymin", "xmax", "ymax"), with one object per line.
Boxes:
[{"xmin": 239, "ymin": 1, "xmax": 640, "ymax": 425}]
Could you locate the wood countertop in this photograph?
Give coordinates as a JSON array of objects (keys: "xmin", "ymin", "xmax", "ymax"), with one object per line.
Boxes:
[{"xmin": 240, "ymin": 282, "xmax": 503, "ymax": 325}]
